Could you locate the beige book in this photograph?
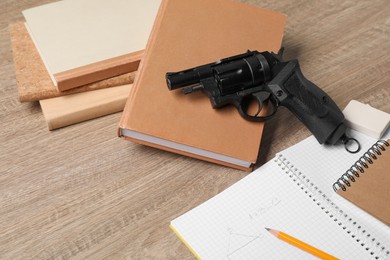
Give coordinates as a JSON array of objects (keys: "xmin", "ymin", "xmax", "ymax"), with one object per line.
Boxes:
[
  {"xmin": 23, "ymin": 0, "xmax": 160, "ymax": 91},
  {"xmin": 10, "ymin": 22, "xmax": 136, "ymax": 102},
  {"xmin": 119, "ymin": 0, "xmax": 286, "ymax": 170},
  {"xmin": 40, "ymin": 84, "xmax": 132, "ymax": 130}
]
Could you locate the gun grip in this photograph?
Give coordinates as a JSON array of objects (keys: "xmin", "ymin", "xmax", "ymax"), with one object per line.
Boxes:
[{"xmin": 267, "ymin": 60, "xmax": 346, "ymax": 144}]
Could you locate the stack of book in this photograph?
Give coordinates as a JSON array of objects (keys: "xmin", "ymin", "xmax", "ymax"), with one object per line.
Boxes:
[
  {"xmin": 11, "ymin": 0, "xmax": 286, "ymax": 170},
  {"xmin": 11, "ymin": 0, "xmax": 160, "ymax": 130}
]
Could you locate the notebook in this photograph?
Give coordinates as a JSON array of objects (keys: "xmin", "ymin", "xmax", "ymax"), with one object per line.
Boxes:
[
  {"xmin": 333, "ymin": 139, "xmax": 390, "ymax": 226},
  {"xmin": 22, "ymin": 0, "xmax": 160, "ymax": 91},
  {"xmin": 170, "ymin": 130, "xmax": 390, "ymax": 259},
  {"xmin": 118, "ymin": 0, "xmax": 286, "ymax": 171},
  {"xmin": 9, "ymin": 22, "xmax": 136, "ymax": 102}
]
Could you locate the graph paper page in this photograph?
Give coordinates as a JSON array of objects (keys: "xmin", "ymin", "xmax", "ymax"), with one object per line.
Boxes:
[
  {"xmin": 277, "ymin": 129, "xmax": 390, "ymax": 255},
  {"xmin": 171, "ymin": 160, "xmax": 370, "ymax": 259}
]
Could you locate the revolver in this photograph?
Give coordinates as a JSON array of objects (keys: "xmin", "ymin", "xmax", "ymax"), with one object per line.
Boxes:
[{"xmin": 166, "ymin": 49, "xmax": 360, "ymax": 153}]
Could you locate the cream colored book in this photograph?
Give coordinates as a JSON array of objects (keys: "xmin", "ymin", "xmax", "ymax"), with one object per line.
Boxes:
[
  {"xmin": 40, "ymin": 84, "xmax": 132, "ymax": 130},
  {"xmin": 23, "ymin": 0, "xmax": 160, "ymax": 91},
  {"xmin": 9, "ymin": 21, "xmax": 136, "ymax": 102}
]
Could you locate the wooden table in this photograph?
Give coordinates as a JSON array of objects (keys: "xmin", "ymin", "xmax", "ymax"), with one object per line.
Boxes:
[{"xmin": 1, "ymin": 0, "xmax": 389, "ymax": 258}]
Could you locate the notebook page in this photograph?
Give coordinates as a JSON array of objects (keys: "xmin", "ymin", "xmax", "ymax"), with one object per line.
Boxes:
[
  {"xmin": 171, "ymin": 160, "xmax": 371, "ymax": 259},
  {"xmin": 278, "ymin": 129, "xmax": 390, "ymax": 255},
  {"xmin": 278, "ymin": 129, "xmax": 389, "ymax": 195}
]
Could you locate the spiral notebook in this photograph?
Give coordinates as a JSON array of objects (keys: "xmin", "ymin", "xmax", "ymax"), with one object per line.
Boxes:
[
  {"xmin": 170, "ymin": 130, "xmax": 390, "ymax": 259},
  {"xmin": 333, "ymin": 139, "xmax": 390, "ymax": 226}
]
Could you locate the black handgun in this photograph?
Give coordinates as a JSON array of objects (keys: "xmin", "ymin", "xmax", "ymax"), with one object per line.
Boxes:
[{"xmin": 166, "ymin": 49, "xmax": 360, "ymax": 152}]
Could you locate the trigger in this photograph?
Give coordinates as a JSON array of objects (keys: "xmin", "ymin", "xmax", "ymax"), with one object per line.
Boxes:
[
  {"xmin": 253, "ymin": 92, "xmax": 271, "ymax": 117},
  {"xmin": 255, "ymin": 92, "xmax": 271, "ymax": 103}
]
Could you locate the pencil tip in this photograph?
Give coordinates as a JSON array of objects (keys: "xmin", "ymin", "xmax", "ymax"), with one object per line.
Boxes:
[{"xmin": 265, "ymin": 227, "xmax": 270, "ymax": 231}]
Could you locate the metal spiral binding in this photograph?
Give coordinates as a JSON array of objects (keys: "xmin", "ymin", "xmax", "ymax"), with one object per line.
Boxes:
[
  {"xmin": 333, "ymin": 140, "xmax": 389, "ymax": 192},
  {"xmin": 275, "ymin": 154, "xmax": 390, "ymax": 260}
]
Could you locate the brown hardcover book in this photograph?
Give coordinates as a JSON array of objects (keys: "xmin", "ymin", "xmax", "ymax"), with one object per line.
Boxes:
[
  {"xmin": 336, "ymin": 140, "xmax": 390, "ymax": 226},
  {"xmin": 118, "ymin": 0, "xmax": 286, "ymax": 171},
  {"xmin": 10, "ymin": 22, "xmax": 135, "ymax": 102}
]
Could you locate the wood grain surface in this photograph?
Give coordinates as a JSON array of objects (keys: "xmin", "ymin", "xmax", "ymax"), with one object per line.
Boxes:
[{"xmin": 1, "ymin": 0, "xmax": 389, "ymax": 259}]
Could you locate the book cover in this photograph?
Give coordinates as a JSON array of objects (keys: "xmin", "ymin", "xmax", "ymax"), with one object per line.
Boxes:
[
  {"xmin": 22, "ymin": 0, "xmax": 160, "ymax": 91},
  {"xmin": 119, "ymin": 0, "xmax": 286, "ymax": 170},
  {"xmin": 10, "ymin": 22, "xmax": 135, "ymax": 102},
  {"xmin": 335, "ymin": 140, "xmax": 390, "ymax": 226}
]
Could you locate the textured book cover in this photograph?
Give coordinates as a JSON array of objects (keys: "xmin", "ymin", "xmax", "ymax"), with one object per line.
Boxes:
[
  {"xmin": 336, "ymin": 141, "xmax": 390, "ymax": 226},
  {"xmin": 119, "ymin": 0, "xmax": 286, "ymax": 170}
]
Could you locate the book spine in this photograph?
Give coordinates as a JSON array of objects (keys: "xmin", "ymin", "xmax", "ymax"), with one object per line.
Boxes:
[
  {"xmin": 275, "ymin": 154, "xmax": 390, "ymax": 259},
  {"xmin": 332, "ymin": 140, "xmax": 389, "ymax": 192},
  {"xmin": 118, "ymin": 0, "xmax": 169, "ymax": 131},
  {"xmin": 54, "ymin": 52, "xmax": 142, "ymax": 91},
  {"xmin": 40, "ymin": 85, "xmax": 131, "ymax": 130}
]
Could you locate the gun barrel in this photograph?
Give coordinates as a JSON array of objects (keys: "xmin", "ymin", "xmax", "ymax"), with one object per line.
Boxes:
[{"xmin": 166, "ymin": 71, "xmax": 201, "ymax": 90}]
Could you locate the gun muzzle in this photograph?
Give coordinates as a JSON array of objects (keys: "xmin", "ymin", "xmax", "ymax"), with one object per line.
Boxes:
[{"xmin": 166, "ymin": 71, "xmax": 200, "ymax": 90}]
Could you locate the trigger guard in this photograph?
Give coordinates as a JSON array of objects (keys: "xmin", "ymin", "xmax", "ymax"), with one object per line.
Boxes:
[{"xmin": 238, "ymin": 92, "xmax": 278, "ymax": 122}]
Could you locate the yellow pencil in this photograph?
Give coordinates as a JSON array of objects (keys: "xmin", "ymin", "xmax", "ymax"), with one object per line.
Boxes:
[{"xmin": 265, "ymin": 228, "xmax": 339, "ymax": 260}]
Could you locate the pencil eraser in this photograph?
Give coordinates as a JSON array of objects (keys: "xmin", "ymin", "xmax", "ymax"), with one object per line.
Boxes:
[{"xmin": 343, "ymin": 100, "xmax": 390, "ymax": 139}]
